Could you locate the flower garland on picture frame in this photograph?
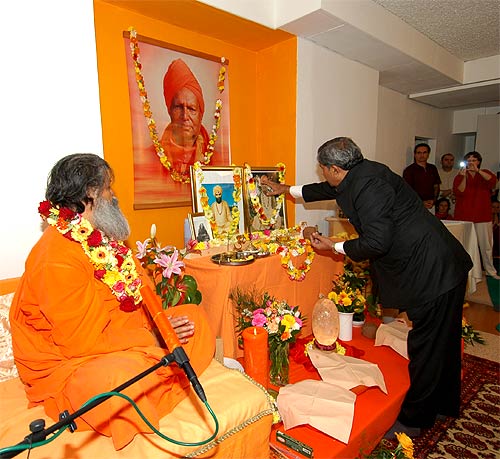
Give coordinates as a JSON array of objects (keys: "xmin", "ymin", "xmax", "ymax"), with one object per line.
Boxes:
[
  {"xmin": 244, "ymin": 163, "xmax": 286, "ymax": 228},
  {"xmin": 193, "ymin": 162, "xmax": 242, "ymax": 239},
  {"xmin": 127, "ymin": 26, "xmax": 226, "ymax": 183}
]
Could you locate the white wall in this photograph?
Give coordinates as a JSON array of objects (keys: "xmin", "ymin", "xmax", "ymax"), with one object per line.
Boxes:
[
  {"xmin": 295, "ymin": 38, "xmax": 379, "ymax": 234},
  {"xmin": 376, "ymin": 86, "xmax": 460, "ymax": 174},
  {"xmin": 0, "ymin": 1, "xmax": 102, "ymax": 279}
]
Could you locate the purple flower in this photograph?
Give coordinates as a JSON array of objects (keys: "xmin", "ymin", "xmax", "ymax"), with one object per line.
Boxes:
[{"xmin": 154, "ymin": 249, "xmax": 184, "ymax": 278}]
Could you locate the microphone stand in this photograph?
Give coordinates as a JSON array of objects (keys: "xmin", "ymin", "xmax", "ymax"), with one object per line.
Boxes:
[{"xmin": 0, "ymin": 353, "xmax": 176, "ymax": 459}]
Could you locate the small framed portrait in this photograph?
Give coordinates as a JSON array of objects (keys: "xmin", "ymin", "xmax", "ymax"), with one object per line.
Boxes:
[
  {"xmin": 243, "ymin": 166, "xmax": 287, "ymax": 233},
  {"xmin": 188, "ymin": 212, "xmax": 213, "ymax": 243},
  {"xmin": 190, "ymin": 165, "xmax": 245, "ymax": 236}
]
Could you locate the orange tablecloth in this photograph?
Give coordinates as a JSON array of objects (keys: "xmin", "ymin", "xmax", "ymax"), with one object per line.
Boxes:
[
  {"xmin": 270, "ymin": 327, "xmax": 410, "ymax": 458},
  {"xmin": 184, "ymin": 252, "xmax": 343, "ymax": 358}
]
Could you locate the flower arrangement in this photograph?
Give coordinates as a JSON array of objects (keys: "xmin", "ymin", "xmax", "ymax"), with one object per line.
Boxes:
[
  {"xmin": 333, "ymin": 232, "xmax": 382, "ymax": 320},
  {"xmin": 328, "ymin": 258, "xmax": 369, "ymax": 314},
  {"xmin": 462, "ymin": 315, "xmax": 485, "ymax": 346},
  {"xmin": 230, "ymin": 287, "xmax": 305, "ymax": 385},
  {"xmin": 366, "ymin": 432, "xmax": 414, "ymax": 458},
  {"xmin": 136, "ymin": 224, "xmax": 201, "ymax": 309}
]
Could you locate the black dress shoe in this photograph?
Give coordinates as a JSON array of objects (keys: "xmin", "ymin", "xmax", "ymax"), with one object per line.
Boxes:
[{"xmin": 384, "ymin": 420, "xmax": 421, "ymax": 440}]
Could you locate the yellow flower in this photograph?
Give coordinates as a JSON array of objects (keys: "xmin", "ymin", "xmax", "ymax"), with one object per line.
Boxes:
[
  {"xmin": 71, "ymin": 219, "xmax": 93, "ymax": 242},
  {"xmin": 395, "ymin": 432, "xmax": 414, "ymax": 459},
  {"xmin": 281, "ymin": 314, "xmax": 296, "ymax": 330},
  {"xmin": 103, "ymin": 270, "xmax": 122, "ymax": 287},
  {"xmin": 89, "ymin": 246, "xmax": 112, "ymax": 265}
]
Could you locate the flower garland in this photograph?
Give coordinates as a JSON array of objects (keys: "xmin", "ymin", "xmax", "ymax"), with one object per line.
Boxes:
[
  {"xmin": 244, "ymin": 163, "xmax": 286, "ymax": 228},
  {"xmin": 275, "ymin": 236, "xmax": 315, "ymax": 281},
  {"xmin": 128, "ymin": 27, "xmax": 226, "ymax": 183},
  {"xmin": 38, "ymin": 201, "xmax": 142, "ymax": 312},
  {"xmin": 193, "ymin": 162, "xmax": 242, "ymax": 239}
]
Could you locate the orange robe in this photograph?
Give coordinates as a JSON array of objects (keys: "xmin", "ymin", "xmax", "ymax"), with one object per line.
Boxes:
[{"xmin": 9, "ymin": 226, "xmax": 215, "ymax": 450}]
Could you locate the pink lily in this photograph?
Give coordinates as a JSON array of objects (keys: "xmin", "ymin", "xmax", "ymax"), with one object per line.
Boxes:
[
  {"xmin": 154, "ymin": 249, "xmax": 184, "ymax": 279},
  {"xmin": 136, "ymin": 239, "xmax": 150, "ymax": 259}
]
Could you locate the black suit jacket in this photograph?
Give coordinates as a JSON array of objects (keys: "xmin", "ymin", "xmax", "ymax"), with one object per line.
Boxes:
[{"xmin": 302, "ymin": 159, "xmax": 472, "ymax": 309}]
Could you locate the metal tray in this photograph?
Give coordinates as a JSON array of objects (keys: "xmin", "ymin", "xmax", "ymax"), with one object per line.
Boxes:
[{"xmin": 211, "ymin": 252, "xmax": 255, "ymax": 266}]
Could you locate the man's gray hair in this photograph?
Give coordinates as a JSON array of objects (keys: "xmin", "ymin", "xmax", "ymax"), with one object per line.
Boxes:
[{"xmin": 317, "ymin": 137, "xmax": 364, "ymax": 170}]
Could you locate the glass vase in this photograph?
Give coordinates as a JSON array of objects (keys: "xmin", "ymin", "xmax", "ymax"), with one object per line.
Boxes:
[{"xmin": 269, "ymin": 340, "xmax": 290, "ymax": 386}]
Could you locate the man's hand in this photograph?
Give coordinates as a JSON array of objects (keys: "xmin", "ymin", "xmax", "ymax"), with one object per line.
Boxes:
[
  {"xmin": 260, "ymin": 175, "xmax": 289, "ymax": 196},
  {"xmin": 168, "ymin": 315, "xmax": 195, "ymax": 344},
  {"xmin": 309, "ymin": 231, "xmax": 337, "ymax": 251}
]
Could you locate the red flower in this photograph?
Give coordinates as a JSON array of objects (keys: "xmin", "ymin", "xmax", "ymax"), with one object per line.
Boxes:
[
  {"xmin": 116, "ymin": 244, "xmax": 129, "ymax": 255},
  {"xmin": 116, "ymin": 254, "xmax": 123, "ymax": 268},
  {"xmin": 59, "ymin": 207, "xmax": 76, "ymax": 221},
  {"xmin": 38, "ymin": 201, "xmax": 51, "ymax": 217},
  {"xmin": 119, "ymin": 296, "xmax": 137, "ymax": 312},
  {"xmin": 87, "ymin": 230, "xmax": 103, "ymax": 247},
  {"xmin": 94, "ymin": 269, "xmax": 106, "ymax": 280}
]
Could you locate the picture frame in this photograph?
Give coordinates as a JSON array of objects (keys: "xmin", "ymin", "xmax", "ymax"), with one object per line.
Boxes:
[
  {"xmin": 243, "ymin": 166, "xmax": 288, "ymax": 233},
  {"xmin": 124, "ymin": 32, "xmax": 231, "ymax": 209},
  {"xmin": 190, "ymin": 165, "xmax": 245, "ymax": 235},
  {"xmin": 188, "ymin": 212, "xmax": 213, "ymax": 243}
]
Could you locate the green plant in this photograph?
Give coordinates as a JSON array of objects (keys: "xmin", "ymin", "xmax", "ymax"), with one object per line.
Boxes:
[{"xmin": 136, "ymin": 225, "xmax": 202, "ymax": 309}]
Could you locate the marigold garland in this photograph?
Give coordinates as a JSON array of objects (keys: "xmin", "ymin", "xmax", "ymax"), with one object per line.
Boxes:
[
  {"xmin": 127, "ymin": 27, "xmax": 226, "ymax": 183},
  {"xmin": 38, "ymin": 201, "xmax": 142, "ymax": 311},
  {"xmin": 244, "ymin": 163, "xmax": 286, "ymax": 228},
  {"xmin": 193, "ymin": 162, "xmax": 242, "ymax": 239},
  {"xmin": 276, "ymin": 237, "xmax": 315, "ymax": 281}
]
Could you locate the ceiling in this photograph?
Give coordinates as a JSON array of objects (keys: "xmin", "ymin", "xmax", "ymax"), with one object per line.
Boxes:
[
  {"xmin": 103, "ymin": 0, "xmax": 500, "ymax": 110},
  {"xmin": 371, "ymin": 0, "xmax": 500, "ymax": 109}
]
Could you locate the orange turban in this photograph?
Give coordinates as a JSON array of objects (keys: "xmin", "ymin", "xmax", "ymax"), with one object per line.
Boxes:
[{"xmin": 163, "ymin": 58, "xmax": 205, "ymax": 116}]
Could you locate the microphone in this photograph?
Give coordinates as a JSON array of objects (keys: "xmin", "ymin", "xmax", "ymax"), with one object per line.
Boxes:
[{"xmin": 140, "ymin": 285, "xmax": 207, "ymax": 403}]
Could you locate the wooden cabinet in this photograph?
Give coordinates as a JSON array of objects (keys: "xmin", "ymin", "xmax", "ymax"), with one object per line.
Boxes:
[{"xmin": 325, "ymin": 217, "xmax": 355, "ymax": 236}]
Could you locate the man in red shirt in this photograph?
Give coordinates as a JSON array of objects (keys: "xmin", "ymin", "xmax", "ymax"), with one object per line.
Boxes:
[{"xmin": 454, "ymin": 151, "xmax": 499, "ymax": 279}]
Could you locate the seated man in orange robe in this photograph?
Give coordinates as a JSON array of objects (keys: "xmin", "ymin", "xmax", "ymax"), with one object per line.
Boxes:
[
  {"xmin": 9, "ymin": 153, "xmax": 215, "ymax": 450},
  {"xmin": 161, "ymin": 58, "xmax": 211, "ymax": 182}
]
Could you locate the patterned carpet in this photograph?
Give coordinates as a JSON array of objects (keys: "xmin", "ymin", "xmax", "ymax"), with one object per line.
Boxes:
[{"xmin": 373, "ymin": 353, "xmax": 500, "ymax": 459}]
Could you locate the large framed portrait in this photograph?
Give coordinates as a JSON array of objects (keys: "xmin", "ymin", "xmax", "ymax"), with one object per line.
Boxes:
[
  {"xmin": 190, "ymin": 166, "xmax": 245, "ymax": 236},
  {"xmin": 124, "ymin": 31, "xmax": 231, "ymax": 209},
  {"xmin": 243, "ymin": 166, "xmax": 287, "ymax": 233},
  {"xmin": 188, "ymin": 212, "xmax": 213, "ymax": 243}
]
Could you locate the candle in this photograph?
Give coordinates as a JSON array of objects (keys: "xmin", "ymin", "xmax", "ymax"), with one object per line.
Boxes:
[{"xmin": 242, "ymin": 326, "xmax": 269, "ymax": 388}]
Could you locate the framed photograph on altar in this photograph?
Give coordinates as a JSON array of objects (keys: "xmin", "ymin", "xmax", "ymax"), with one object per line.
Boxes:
[
  {"xmin": 190, "ymin": 166, "xmax": 245, "ymax": 235},
  {"xmin": 188, "ymin": 212, "xmax": 213, "ymax": 243},
  {"xmin": 243, "ymin": 166, "xmax": 287, "ymax": 233},
  {"xmin": 123, "ymin": 31, "xmax": 231, "ymax": 209}
]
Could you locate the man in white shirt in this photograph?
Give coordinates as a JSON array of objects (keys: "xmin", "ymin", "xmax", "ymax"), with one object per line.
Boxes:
[{"xmin": 438, "ymin": 153, "xmax": 459, "ymax": 215}]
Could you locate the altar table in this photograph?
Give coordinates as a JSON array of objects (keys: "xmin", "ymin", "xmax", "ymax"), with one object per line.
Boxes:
[
  {"xmin": 184, "ymin": 252, "xmax": 343, "ymax": 359},
  {"xmin": 270, "ymin": 327, "xmax": 410, "ymax": 459}
]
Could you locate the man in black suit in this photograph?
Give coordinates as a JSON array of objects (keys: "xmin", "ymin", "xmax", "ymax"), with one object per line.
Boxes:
[{"xmin": 262, "ymin": 137, "xmax": 472, "ymax": 438}]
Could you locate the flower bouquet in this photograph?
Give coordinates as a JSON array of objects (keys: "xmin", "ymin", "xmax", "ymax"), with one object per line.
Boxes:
[
  {"xmin": 328, "ymin": 258, "xmax": 368, "ymax": 315},
  {"xmin": 230, "ymin": 287, "xmax": 304, "ymax": 385},
  {"xmin": 136, "ymin": 224, "xmax": 202, "ymax": 309}
]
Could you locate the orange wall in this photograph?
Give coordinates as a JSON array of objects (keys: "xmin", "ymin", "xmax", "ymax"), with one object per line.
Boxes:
[{"xmin": 93, "ymin": 1, "xmax": 296, "ymax": 249}]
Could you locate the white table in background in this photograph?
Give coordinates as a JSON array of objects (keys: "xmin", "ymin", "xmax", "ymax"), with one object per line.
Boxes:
[{"xmin": 443, "ymin": 220, "xmax": 482, "ymax": 294}]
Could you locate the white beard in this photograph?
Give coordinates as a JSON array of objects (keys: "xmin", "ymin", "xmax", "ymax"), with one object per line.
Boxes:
[{"xmin": 91, "ymin": 196, "xmax": 130, "ymax": 241}]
